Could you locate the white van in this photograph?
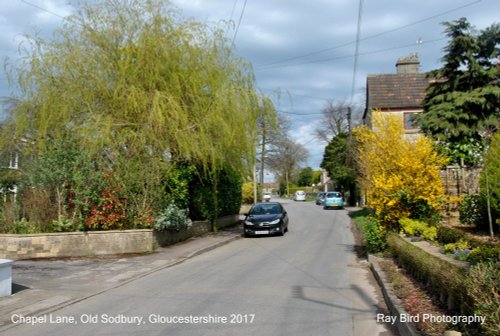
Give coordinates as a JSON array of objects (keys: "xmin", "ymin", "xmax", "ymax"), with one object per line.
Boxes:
[{"xmin": 293, "ymin": 190, "xmax": 306, "ymax": 201}]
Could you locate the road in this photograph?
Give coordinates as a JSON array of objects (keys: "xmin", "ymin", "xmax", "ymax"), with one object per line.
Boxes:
[{"xmin": 4, "ymin": 199, "xmax": 395, "ymax": 336}]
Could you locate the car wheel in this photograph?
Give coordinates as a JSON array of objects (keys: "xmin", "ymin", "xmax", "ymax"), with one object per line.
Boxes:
[
  {"xmin": 278, "ymin": 224, "xmax": 284, "ymax": 236},
  {"xmin": 323, "ymin": 206, "xmax": 328, "ymax": 210}
]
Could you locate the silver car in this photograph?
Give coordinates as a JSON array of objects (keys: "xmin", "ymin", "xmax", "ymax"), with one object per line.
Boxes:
[{"xmin": 293, "ymin": 190, "xmax": 306, "ymax": 201}]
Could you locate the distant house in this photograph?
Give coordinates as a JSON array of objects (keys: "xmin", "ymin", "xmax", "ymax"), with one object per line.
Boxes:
[
  {"xmin": 363, "ymin": 53, "xmax": 431, "ymax": 140},
  {"xmin": 0, "ymin": 150, "xmax": 19, "ymax": 202},
  {"xmin": 0, "ymin": 124, "xmax": 20, "ymax": 201}
]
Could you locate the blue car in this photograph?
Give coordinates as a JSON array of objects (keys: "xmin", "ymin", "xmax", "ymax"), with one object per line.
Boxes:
[{"xmin": 323, "ymin": 192, "xmax": 344, "ymax": 210}]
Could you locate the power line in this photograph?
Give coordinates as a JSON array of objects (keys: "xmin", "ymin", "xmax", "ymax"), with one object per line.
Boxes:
[
  {"xmin": 277, "ymin": 109, "xmax": 323, "ymax": 116},
  {"xmin": 256, "ymin": 37, "xmax": 445, "ymax": 71},
  {"xmin": 259, "ymin": 88, "xmax": 333, "ymax": 101},
  {"xmin": 226, "ymin": 0, "xmax": 239, "ymax": 38},
  {"xmin": 257, "ymin": 0, "xmax": 482, "ymax": 68},
  {"xmin": 19, "ymin": 0, "xmax": 66, "ymax": 19},
  {"xmin": 229, "ymin": 0, "xmax": 239, "ymax": 21},
  {"xmin": 350, "ymin": 0, "xmax": 364, "ymax": 104},
  {"xmin": 232, "ymin": 0, "xmax": 248, "ymax": 45}
]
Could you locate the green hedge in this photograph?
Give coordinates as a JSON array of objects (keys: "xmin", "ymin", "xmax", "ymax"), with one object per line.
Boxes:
[
  {"xmin": 286, "ymin": 186, "xmax": 313, "ymax": 195},
  {"xmin": 354, "ymin": 215, "xmax": 387, "ymax": 253},
  {"xmin": 436, "ymin": 226, "xmax": 466, "ymax": 244},
  {"xmin": 217, "ymin": 168, "xmax": 243, "ymax": 217},
  {"xmin": 388, "ymin": 232, "xmax": 499, "ymax": 335},
  {"xmin": 387, "ymin": 232, "xmax": 470, "ymax": 313},
  {"xmin": 464, "ymin": 262, "xmax": 500, "ymax": 336},
  {"xmin": 189, "ymin": 166, "xmax": 242, "ymax": 221}
]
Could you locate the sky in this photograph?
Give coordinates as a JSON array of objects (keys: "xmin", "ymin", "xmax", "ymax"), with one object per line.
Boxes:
[{"xmin": 0, "ymin": 0, "xmax": 498, "ymax": 171}]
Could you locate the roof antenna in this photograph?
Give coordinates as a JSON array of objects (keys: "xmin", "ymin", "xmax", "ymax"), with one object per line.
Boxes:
[{"xmin": 416, "ymin": 37, "xmax": 422, "ymax": 55}]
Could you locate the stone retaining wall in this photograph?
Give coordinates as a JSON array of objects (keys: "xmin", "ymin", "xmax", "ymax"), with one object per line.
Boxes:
[
  {"xmin": 153, "ymin": 221, "xmax": 211, "ymax": 248},
  {"xmin": 387, "ymin": 233, "xmax": 469, "ymax": 313},
  {"xmin": 0, "ymin": 230, "xmax": 154, "ymax": 260},
  {"xmin": 0, "ymin": 215, "xmax": 239, "ymax": 260}
]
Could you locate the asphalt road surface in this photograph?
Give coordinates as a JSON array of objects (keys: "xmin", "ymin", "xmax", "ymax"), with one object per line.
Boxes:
[{"xmin": 4, "ymin": 199, "xmax": 395, "ymax": 336}]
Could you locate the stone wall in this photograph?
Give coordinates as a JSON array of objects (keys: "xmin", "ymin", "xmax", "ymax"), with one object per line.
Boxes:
[
  {"xmin": 0, "ymin": 230, "xmax": 154, "ymax": 260},
  {"xmin": 153, "ymin": 221, "xmax": 211, "ymax": 248},
  {"xmin": 0, "ymin": 215, "xmax": 239, "ymax": 260}
]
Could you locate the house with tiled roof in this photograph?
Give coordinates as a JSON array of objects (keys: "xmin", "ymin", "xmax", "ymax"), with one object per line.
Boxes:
[
  {"xmin": 363, "ymin": 53, "xmax": 432, "ymax": 139},
  {"xmin": 362, "ymin": 55, "xmax": 482, "ymax": 196}
]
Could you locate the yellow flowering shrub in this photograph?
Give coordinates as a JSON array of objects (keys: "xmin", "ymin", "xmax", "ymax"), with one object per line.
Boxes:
[
  {"xmin": 241, "ymin": 182, "xmax": 256, "ymax": 204},
  {"xmin": 399, "ymin": 218, "xmax": 438, "ymax": 241},
  {"xmin": 355, "ymin": 113, "xmax": 448, "ymax": 228}
]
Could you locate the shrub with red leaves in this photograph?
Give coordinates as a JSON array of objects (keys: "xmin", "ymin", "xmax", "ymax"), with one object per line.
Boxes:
[{"xmin": 86, "ymin": 190, "xmax": 127, "ymax": 230}]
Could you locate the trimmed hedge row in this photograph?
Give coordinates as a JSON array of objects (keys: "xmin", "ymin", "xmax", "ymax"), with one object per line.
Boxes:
[
  {"xmin": 387, "ymin": 232, "xmax": 499, "ymax": 335},
  {"xmin": 387, "ymin": 232, "xmax": 470, "ymax": 314}
]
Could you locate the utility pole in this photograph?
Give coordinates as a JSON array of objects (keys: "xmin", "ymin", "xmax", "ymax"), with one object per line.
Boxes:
[
  {"xmin": 286, "ymin": 171, "xmax": 290, "ymax": 197},
  {"xmin": 259, "ymin": 121, "xmax": 266, "ymax": 186},
  {"xmin": 253, "ymin": 164, "xmax": 258, "ymax": 204},
  {"xmin": 347, "ymin": 106, "xmax": 352, "ymax": 141}
]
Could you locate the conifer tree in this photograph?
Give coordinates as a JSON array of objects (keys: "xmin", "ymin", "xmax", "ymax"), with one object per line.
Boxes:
[{"xmin": 416, "ymin": 18, "xmax": 499, "ymax": 166}]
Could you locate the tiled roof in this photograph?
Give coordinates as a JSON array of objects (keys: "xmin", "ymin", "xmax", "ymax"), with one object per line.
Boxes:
[{"xmin": 366, "ymin": 73, "xmax": 430, "ymax": 109}]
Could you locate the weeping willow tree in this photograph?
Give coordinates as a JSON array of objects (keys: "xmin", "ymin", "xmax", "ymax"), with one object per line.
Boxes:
[{"xmin": 2, "ymin": 0, "xmax": 268, "ymax": 225}]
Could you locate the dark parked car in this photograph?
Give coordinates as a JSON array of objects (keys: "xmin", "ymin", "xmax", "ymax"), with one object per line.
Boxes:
[
  {"xmin": 243, "ymin": 202, "xmax": 289, "ymax": 237},
  {"xmin": 316, "ymin": 192, "xmax": 326, "ymax": 205}
]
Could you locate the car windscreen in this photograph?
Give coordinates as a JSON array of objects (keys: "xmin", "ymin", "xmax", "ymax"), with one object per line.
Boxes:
[{"xmin": 249, "ymin": 204, "xmax": 280, "ymax": 215}]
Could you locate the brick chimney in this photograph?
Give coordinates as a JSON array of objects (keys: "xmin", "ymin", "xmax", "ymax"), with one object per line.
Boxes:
[{"xmin": 396, "ymin": 53, "xmax": 420, "ymax": 74}]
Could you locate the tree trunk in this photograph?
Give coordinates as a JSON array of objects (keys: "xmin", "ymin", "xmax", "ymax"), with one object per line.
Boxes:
[
  {"xmin": 485, "ymin": 170, "xmax": 494, "ymax": 239},
  {"xmin": 211, "ymin": 172, "xmax": 218, "ymax": 232}
]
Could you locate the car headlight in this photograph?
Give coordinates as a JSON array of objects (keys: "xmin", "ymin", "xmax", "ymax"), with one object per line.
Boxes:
[
  {"xmin": 268, "ymin": 219, "xmax": 280, "ymax": 225},
  {"xmin": 244, "ymin": 221, "xmax": 254, "ymax": 226}
]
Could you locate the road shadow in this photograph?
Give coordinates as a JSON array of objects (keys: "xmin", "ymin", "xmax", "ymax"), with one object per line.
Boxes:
[
  {"xmin": 11, "ymin": 283, "xmax": 30, "ymax": 294},
  {"xmin": 292, "ymin": 284, "xmax": 376, "ymax": 313}
]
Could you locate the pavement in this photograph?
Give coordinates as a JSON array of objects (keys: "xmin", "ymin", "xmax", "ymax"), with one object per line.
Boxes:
[{"xmin": 0, "ymin": 224, "xmax": 243, "ymax": 333}]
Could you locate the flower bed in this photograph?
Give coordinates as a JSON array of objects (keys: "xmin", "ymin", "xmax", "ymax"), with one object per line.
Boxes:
[{"xmin": 399, "ymin": 218, "xmax": 500, "ymax": 264}]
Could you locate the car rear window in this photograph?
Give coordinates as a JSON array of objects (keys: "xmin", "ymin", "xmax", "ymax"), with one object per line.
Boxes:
[{"xmin": 327, "ymin": 192, "xmax": 342, "ymax": 198}]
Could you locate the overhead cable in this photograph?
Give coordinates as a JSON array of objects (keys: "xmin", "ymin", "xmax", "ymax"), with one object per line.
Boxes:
[{"xmin": 257, "ymin": 0, "xmax": 481, "ymax": 68}]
